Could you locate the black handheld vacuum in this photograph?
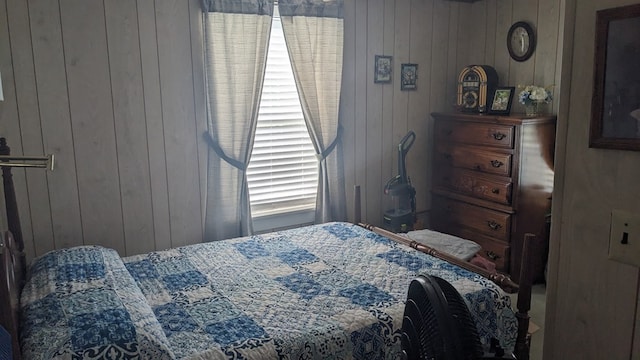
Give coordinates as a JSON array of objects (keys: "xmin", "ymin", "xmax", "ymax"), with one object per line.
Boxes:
[{"xmin": 383, "ymin": 131, "xmax": 417, "ymax": 233}]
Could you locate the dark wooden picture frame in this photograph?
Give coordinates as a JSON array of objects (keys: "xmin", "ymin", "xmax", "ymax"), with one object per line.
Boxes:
[
  {"xmin": 400, "ymin": 63, "xmax": 417, "ymax": 91},
  {"xmin": 374, "ymin": 55, "xmax": 392, "ymax": 83},
  {"xmin": 590, "ymin": 4, "xmax": 640, "ymax": 151},
  {"xmin": 488, "ymin": 87, "xmax": 515, "ymax": 115}
]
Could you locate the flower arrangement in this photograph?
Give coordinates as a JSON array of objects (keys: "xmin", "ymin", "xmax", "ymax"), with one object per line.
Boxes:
[{"xmin": 518, "ymin": 85, "xmax": 553, "ymax": 106}]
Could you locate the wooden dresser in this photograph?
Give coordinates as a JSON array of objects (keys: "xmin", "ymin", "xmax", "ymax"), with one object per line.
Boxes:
[{"xmin": 430, "ymin": 112, "xmax": 556, "ymax": 282}]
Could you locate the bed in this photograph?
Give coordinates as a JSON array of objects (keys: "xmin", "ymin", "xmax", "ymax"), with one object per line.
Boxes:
[{"xmin": 0, "ymin": 138, "xmax": 534, "ymax": 359}]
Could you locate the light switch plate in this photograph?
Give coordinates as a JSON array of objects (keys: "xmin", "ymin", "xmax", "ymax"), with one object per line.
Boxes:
[{"xmin": 608, "ymin": 209, "xmax": 640, "ymax": 267}]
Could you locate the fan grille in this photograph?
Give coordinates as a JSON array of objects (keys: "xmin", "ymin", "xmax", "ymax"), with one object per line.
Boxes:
[{"xmin": 400, "ymin": 275, "xmax": 483, "ymax": 360}]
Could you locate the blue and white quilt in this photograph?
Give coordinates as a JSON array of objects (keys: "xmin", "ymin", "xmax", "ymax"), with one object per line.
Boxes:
[{"xmin": 20, "ymin": 222, "xmax": 517, "ymax": 359}]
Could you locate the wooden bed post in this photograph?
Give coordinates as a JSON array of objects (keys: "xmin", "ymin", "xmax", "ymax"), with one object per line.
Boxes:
[
  {"xmin": 0, "ymin": 139, "xmax": 24, "ymax": 254},
  {"xmin": 514, "ymin": 233, "xmax": 535, "ymax": 360},
  {"xmin": 352, "ymin": 178, "xmax": 531, "ymax": 358},
  {"xmin": 0, "ymin": 232, "xmax": 23, "ymax": 360},
  {"xmin": 0, "ymin": 139, "xmax": 28, "ymax": 360}
]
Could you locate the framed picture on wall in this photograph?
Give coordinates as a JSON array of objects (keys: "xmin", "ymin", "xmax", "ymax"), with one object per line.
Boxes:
[
  {"xmin": 374, "ymin": 55, "xmax": 392, "ymax": 83},
  {"xmin": 400, "ymin": 63, "xmax": 417, "ymax": 91},
  {"xmin": 590, "ymin": 3, "xmax": 640, "ymax": 151},
  {"xmin": 488, "ymin": 87, "xmax": 515, "ymax": 115}
]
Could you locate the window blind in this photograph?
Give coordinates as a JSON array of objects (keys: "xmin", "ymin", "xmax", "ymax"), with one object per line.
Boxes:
[{"xmin": 247, "ymin": 11, "xmax": 318, "ymax": 218}]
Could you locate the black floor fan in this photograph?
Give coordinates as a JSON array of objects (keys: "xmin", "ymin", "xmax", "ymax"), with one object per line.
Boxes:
[
  {"xmin": 383, "ymin": 131, "xmax": 416, "ymax": 232},
  {"xmin": 400, "ymin": 275, "xmax": 485, "ymax": 360}
]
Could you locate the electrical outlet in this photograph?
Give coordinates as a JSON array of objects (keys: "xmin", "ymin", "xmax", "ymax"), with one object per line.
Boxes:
[{"xmin": 608, "ymin": 210, "xmax": 640, "ymax": 267}]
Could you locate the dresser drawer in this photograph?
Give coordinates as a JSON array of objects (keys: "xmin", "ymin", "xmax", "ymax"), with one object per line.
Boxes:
[
  {"xmin": 432, "ymin": 196, "xmax": 512, "ymax": 242},
  {"xmin": 434, "ymin": 169, "xmax": 512, "ymax": 205},
  {"xmin": 436, "ymin": 145, "xmax": 512, "ymax": 177},
  {"xmin": 435, "ymin": 120, "xmax": 514, "ymax": 149},
  {"xmin": 465, "ymin": 234, "xmax": 510, "ymax": 272}
]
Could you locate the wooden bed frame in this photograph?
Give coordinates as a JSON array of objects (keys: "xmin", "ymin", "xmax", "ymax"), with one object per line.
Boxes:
[
  {"xmin": 353, "ymin": 185, "xmax": 533, "ymax": 360},
  {"xmin": 0, "ymin": 139, "xmax": 533, "ymax": 360}
]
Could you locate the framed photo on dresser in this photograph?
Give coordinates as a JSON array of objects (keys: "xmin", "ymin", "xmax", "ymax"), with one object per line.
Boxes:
[{"xmin": 488, "ymin": 87, "xmax": 515, "ymax": 115}]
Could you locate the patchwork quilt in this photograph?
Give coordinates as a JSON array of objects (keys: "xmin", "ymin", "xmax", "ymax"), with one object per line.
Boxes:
[{"xmin": 20, "ymin": 222, "xmax": 517, "ymax": 359}]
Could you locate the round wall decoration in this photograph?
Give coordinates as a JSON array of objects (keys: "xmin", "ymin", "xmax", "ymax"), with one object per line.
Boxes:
[{"xmin": 507, "ymin": 21, "xmax": 536, "ymax": 62}]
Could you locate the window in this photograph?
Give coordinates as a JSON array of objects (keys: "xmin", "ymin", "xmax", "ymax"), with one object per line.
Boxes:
[{"xmin": 246, "ymin": 6, "xmax": 318, "ymax": 228}]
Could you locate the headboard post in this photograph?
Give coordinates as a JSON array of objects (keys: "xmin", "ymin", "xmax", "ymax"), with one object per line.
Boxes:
[
  {"xmin": 0, "ymin": 138, "xmax": 24, "ymax": 253},
  {"xmin": 0, "ymin": 231, "xmax": 23, "ymax": 360}
]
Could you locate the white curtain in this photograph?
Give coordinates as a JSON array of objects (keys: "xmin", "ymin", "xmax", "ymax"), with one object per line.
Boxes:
[
  {"xmin": 202, "ymin": 0, "xmax": 273, "ymax": 240},
  {"xmin": 279, "ymin": 0, "xmax": 346, "ymax": 222}
]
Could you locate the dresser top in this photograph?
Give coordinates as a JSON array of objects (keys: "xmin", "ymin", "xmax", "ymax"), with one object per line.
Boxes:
[{"xmin": 431, "ymin": 112, "xmax": 556, "ymax": 125}]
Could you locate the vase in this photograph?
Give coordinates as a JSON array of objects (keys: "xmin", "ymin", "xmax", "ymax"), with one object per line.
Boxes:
[{"xmin": 525, "ymin": 102, "xmax": 541, "ymax": 116}]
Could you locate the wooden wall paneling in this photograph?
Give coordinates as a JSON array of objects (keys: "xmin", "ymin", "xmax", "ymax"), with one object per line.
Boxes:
[
  {"xmin": 493, "ymin": 0, "xmax": 512, "ymax": 86},
  {"xmin": 354, "ymin": 0, "xmax": 368, "ymax": 222},
  {"xmin": 484, "ymin": 0, "xmax": 497, "ymax": 66},
  {"xmin": 445, "ymin": 2, "xmax": 459, "ymax": 108},
  {"xmin": 380, "ymin": 0, "xmax": 395, "ymax": 203},
  {"xmin": 340, "ymin": 0, "xmax": 356, "ymax": 222},
  {"xmin": 455, "ymin": 5, "xmax": 473, "ymax": 75},
  {"xmin": 429, "ymin": 1, "xmax": 450, "ymax": 114},
  {"xmin": 60, "ymin": 0, "xmax": 125, "ymax": 254},
  {"xmin": 406, "ymin": 0, "xmax": 432, "ymax": 214},
  {"xmin": 28, "ymin": 0, "xmax": 83, "ymax": 255},
  {"xmin": 545, "ymin": 1, "xmax": 640, "ymax": 357},
  {"xmin": 7, "ymin": 0, "xmax": 53, "ymax": 260},
  {"xmin": 155, "ymin": 0, "xmax": 202, "ymax": 247},
  {"xmin": 427, "ymin": 0, "xmax": 450, "ymax": 221},
  {"xmin": 548, "ymin": 0, "xmax": 599, "ymax": 347},
  {"xmin": 104, "ymin": 0, "xmax": 155, "ymax": 256},
  {"xmin": 468, "ymin": 1, "xmax": 488, "ymax": 64},
  {"xmin": 0, "ymin": 0, "xmax": 35, "ymax": 259},
  {"xmin": 365, "ymin": 0, "xmax": 384, "ymax": 225},
  {"xmin": 508, "ymin": 0, "xmax": 538, "ymax": 107},
  {"xmin": 136, "ymin": 0, "xmax": 171, "ymax": 251},
  {"xmin": 391, "ymin": 0, "xmax": 411, "ymax": 179},
  {"xmin": 188, "ymin": 0, "xmax": 208, "ymax": 234},
  {"xmin": 553, "ymin": 196, "xmax": 638, "ymax": 359},
  {"xmin": 543, "ymin": 0, "xmax": 575, "ymax": 356},
  {"xmin": 534, "ymin": 0, "xmax": 560, "ymax": 108}
]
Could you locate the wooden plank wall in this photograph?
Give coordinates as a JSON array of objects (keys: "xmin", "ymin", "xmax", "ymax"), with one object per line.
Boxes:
[
  {"xmin": 5, "ymin": 0, "xmax": 640, "ymax": 357},
  {"xmin": 341, "ymin": 0, "xmax": 562, "ymax": 228},
  {"xmin": 1, "ymin": 0, "xmax": 561, "ymax": 261},
  {"xmin": 544, "ymin": 0, "xmax": 640, "ymax": 358},
  {"xmin": 0, "ymin": 0, "xmax": 206, "ymax": 260}
]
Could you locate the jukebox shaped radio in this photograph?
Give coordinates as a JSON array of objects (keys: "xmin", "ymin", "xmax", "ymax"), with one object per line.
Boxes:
[{"xmin": 457, "ymin": 65, "xmax": 499, "ymax": 113}]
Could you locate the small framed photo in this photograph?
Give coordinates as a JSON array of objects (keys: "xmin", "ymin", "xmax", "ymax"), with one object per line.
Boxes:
[
  {"xmin": 400, "ymin": 63, "xmax": 417, "ymax": 90},
  {"xmin": 488, "ymin": 87, "xmax": 515, "ymax": 114},
  {"xmin": 374, "ymin": 55, "xmax": 392, "ymax": 83}
]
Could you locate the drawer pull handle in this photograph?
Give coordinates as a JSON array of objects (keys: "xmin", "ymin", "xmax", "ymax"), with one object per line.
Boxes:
[
  {"xmin": 486, "ymin": 251, "xmax": 500, "ymax": 260},
  {"xmin": 490, "ymin": 160, "xmax": 504, "ymax": 168},
  {"xmin": 487, "ymin": 221, "xmax": 502, "ymax": 230},
  {"xmin": 492, "ymin": 132, "xmax": 506, "ymax": 141},
  {"xmin": 491, "ymin": 188, "xmax": 500, "ymax": 194}
]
